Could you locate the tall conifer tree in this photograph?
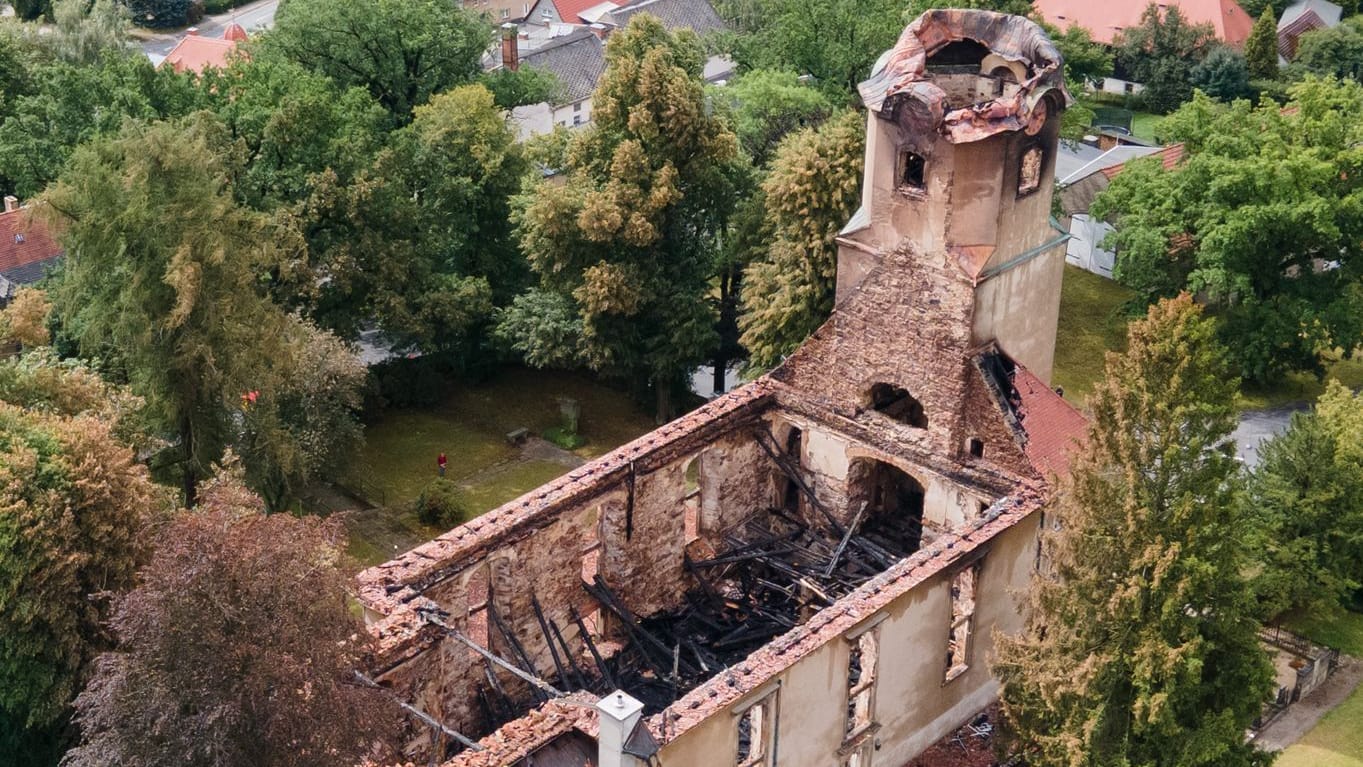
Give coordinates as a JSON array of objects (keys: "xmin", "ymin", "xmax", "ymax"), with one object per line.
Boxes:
[
  {"xmin": 994, "ymin": 295, "xmax": 1273, "ymax": 767},
  {"xmin": 1245, "ymin": 6, "xmax": 1280, "ymax": 78}
]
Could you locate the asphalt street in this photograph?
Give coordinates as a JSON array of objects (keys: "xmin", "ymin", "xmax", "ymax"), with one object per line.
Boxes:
[{"xmin": 136, "ymin": 0, "xmax": 278, "ymax": 59}]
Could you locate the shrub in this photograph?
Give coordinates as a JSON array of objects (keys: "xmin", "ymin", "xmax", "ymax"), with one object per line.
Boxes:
[{"xmin": 416, "ymin": 478, "xmax": 467, "ymax": 528}]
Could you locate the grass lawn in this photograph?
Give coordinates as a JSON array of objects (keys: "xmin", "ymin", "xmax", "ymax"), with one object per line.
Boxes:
[
  {"xmin": 1130, "ymin": 111, "xmax": 1162, "ymax": 142},
  {"xmin": 1285, "ymin": 604, "xmax": 1363, "ymax": 656},
  {"xmin": 1052, "ymin": 265, "xmax": 1363, "ymax": 411},
  {"xmin": 339, "ymin": 367, "xmax": 654, "ymax": 567},
  {"xmin": 1237, "ymin": 353, "xmax": 1363, "ymax": 411},
  {"xmin": 345, "ymin": 366, "xmax": 653, "ymax": 506},
  {"xmin": 1276, "ymin": 607, "xmax": 1363, "ymax": 767},
  {"xmin": 1052, "ymin": 265, "xmax": 1138, "ymax": 405}
]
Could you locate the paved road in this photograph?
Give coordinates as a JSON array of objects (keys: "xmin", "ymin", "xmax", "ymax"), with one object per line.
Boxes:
[
  {"xmin": 1232, "ymin": 403, "xmax": 1306, "ymax": 468},
  {"xmin": 137, "ymin": 0, "xmax": 278, "ymax": 59}
]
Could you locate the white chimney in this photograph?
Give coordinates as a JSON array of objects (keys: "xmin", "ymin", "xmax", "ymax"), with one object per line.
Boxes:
[
  {"xmin": 186, "ymin": 26, "xmax": 200, "ymax": 35},
  {"xmin": 597, "ymin": 690, "xmax": 646, "ymax": 767},
  {"xmin": 2, "ymin": 196, "xmax": 17, "ymax": 213}
]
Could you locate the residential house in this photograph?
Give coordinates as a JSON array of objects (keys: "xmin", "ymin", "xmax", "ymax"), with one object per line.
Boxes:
[
  {"xmin": 506, "ymin": 0, "xmax": 734, "ymax": 138},
  {"xmin": 1058, "ymin": 143, "xmax": 1185, "ymax": 278},
  {"xmin": 160, "ymin": 23, "xmax": 248, "ymax": 74},
  {"xmin": 462, "ymin": 0, "xmax": 535, "ymax": 22},
  {"xmin": 1278, "ymin": 0, "xmax": 1343, "ymax": 63},
  {"xmin": 1032, "ymin": 0, "xmax": 1254, "ymax": 93},
  {"xmin": 0, "ymin": 196, "xmax": 62, "ymax": 303},
  {"xmin": 507, "ymin": 27, "xmax": 607, "ymax": 138}
]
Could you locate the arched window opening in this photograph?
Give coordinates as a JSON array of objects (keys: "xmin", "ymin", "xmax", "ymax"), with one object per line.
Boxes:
[
  {"xmin": 869, "ymin": 383, "xmax": 928, "ymax": 429},
  {"xmin": 849, "ymin": 459, "xmax": 926, "ymax": 556}
]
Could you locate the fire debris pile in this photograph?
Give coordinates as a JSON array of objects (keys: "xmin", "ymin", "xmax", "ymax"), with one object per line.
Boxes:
[{"xmin": 420, "ymin": 492, "xmax": 924, "ymax": 740}]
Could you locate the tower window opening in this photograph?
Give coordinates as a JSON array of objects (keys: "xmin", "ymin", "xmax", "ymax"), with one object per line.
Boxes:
[
  {"xmin": 899, "ymin": 151, "xmax": 926, "ymax": 193},
  {"xmin": 967, "ymin": 437, "xmax": 984, "ymax": 458},
  {"xmin": 868, "ymin": 383, "xmax": 927, "ymax": 429},
  {"xmin": 1018, "ymin": 145, "xmax": 1043, "ymax": 196}
]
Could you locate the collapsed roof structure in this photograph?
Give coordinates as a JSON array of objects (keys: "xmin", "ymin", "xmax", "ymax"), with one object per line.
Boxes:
[{"xmin": 355, "ymin": 10, "xmax": 1086, "ymax": 767}]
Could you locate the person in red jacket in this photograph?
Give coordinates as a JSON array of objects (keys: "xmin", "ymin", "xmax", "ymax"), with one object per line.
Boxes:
[{"xmin": 437, "ymin": 452, "xmax": 447, "ymax": 477}]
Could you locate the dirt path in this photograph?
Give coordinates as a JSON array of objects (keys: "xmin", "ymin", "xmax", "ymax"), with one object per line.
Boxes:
[{"xmin": 1256, "ymin": 656, "xmax": 1363, "ymax": 752}]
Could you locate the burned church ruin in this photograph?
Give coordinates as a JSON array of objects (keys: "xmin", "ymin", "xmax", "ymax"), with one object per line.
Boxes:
[{"xmin": 354, "ymin": 10, "xmax": 1089, "ymax": 767}]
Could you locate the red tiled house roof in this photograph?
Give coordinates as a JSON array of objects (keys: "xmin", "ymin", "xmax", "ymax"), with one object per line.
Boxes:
[
  {"xmin": 1034, "ymin": 0, "xmax": 1254, "ymax": 47},
  {"xmin": 0, "ymin": 205, "xmax": 62, "ymax": 294}
]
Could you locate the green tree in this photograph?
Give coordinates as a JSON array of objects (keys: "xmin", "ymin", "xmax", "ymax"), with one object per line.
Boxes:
[
  {"xmin": 994, "ymin": 295, "xmax": 1274, "ymax": 767},
  {"xmin": 261, "ymin": 0, "xmax": 491, "ymax": 119},
  {"xmin": 738, "ymin": 109, "xmax": 863, "ymax": 371},
  {"xmin": 124, "ymin": 0, "xmax": 194, "ymax": 28},
  {"xmin": 238, "ymin": 318, "xmax": 367, "ymax": 511},
  {"xmin": 10, "ymin": 0, "xmax": 50, "ymax": 21},
  {"xmin": 506, "ymin": 15, "xmax": 742, "ymax": 420},
  {"xmin": 710, "ymin": 69, "xmax": 833, "ymax": 167},
  {"xmin": 1292, "ymin": 17, "xmax": 1363, "ymax": 78},
  {"xmin": 385, "ymin": 84, "xmax": 525, "ymax": 312},
  {"xmin": 201, "ymin": 57, "xmax": 388, "ymax": 213},
  {"xmin": 1113, "ymin": 3, "xmax": 1217, "ymax": 114},
  {"xmin": 47, "ymin": 0, "xmax": 130, "ymax": 64},
  {"xmin": 63, "ymin": 472, "xmax": 398, "ymax": 767},
  {"xmin": 1248, "ymin": 382, "xmax": 1363, "ymax": 618},
  {"xmin": 1047, "ymin": 22, "xmax": 1114, "ymax": 89},
  {"xmin": 0, "ymin": 403, "xmax": 160, "ymax": 763},
  {"xmin": 1093, "ymin": 80, "xmax": 1363, "ymax": 384},
  {"xmin": 0, "ymin": 51, "xmax": 201, "ymax": 198},
  {"xmin": 1245, "ymin": 6, "xmax": 1279, "ymax": 79},
  {"xmin": 1190, "ymin": 45, "xmax": 1253, "ymax": 102},
  {"xmin": 724, "ymin": 0, "xmax": 905, "ymax": 100},
  {"xmin": 42, "ymin": 116, "xmax": 301, "ymax": 505}
]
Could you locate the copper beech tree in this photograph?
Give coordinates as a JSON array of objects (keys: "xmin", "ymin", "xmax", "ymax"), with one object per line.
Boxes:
[
  {"xmin": 993, "ymin": 295, "xmax": 1273, "ymax": 767},
  {"xmin": 64, "ymin": 472, "xmax": 399, "ymax": 767}
]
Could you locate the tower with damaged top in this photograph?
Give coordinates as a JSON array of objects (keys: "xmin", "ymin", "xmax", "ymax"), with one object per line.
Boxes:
[
  {"xmin": 778, "ymin": 10, "xmax": 1070, "ymax": 462},
  {"xmin": 843, "ymin": 12, "xmax": 1069, "ymax": 381}
]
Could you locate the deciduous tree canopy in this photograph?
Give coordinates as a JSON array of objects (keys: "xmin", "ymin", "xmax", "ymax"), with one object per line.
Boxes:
[
  {"xmin": 1094, "ymin": 80, "xmax": 1363, "ymax": 383},
  {"xmin": 0, "ymin": 403, "xmax": 157, "ymax": 738},
  {"xmin": 63, "ymin": 472, "xmax": 398, "ymax": 767},
  {"xmin": 262, "ymin": 0, "xmax": 490, "ymax": 120},
  {"xmin": 1248, "ymin": 382, "xmax": 1363, "ymax": 618},
  {"xmin": 506, "ymin": 16, "xmax": 743, "ymax": 419},
  {"xmin": 1113, "ymin": 3, "xmax": 1217, "ymax": 114}
]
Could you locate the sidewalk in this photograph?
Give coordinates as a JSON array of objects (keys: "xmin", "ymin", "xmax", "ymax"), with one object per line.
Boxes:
[{"xmin": 1256, "ymin": 656, "xmax": 1363, "ymax": 752}]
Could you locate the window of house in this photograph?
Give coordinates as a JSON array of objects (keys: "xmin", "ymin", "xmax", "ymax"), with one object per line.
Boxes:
[
  {"xmin": 967, "ymin": 437, "xmax": 984, "ymax": 458},
  {"xmin": 1124, "ymin": 81, "xmax": 1135, "ymax": 94},
  {"xmin": 735, "ymin": 691, "xmax": 777, "ymax": 767},
  {"xmin": 845, "ymin": 629, "xmax": 879, "ymax": 739},
  {"xmin": 899, "ymin": 151, "xmax": 926, "ymax": 193},
  {"xmin": 574, "ymin": 101, "xmax": 582, "ymax": 113},
  {"xmin": 501, "ymin": 7, "xmax": 509, "ymax": 18},
  {"xmin": 945, "ymin": 562, "xmax": 980, "ymax": 682},
  {"xmin": 1018, "ymin": 145, "xmax": 1043, "ymax": 197}
]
